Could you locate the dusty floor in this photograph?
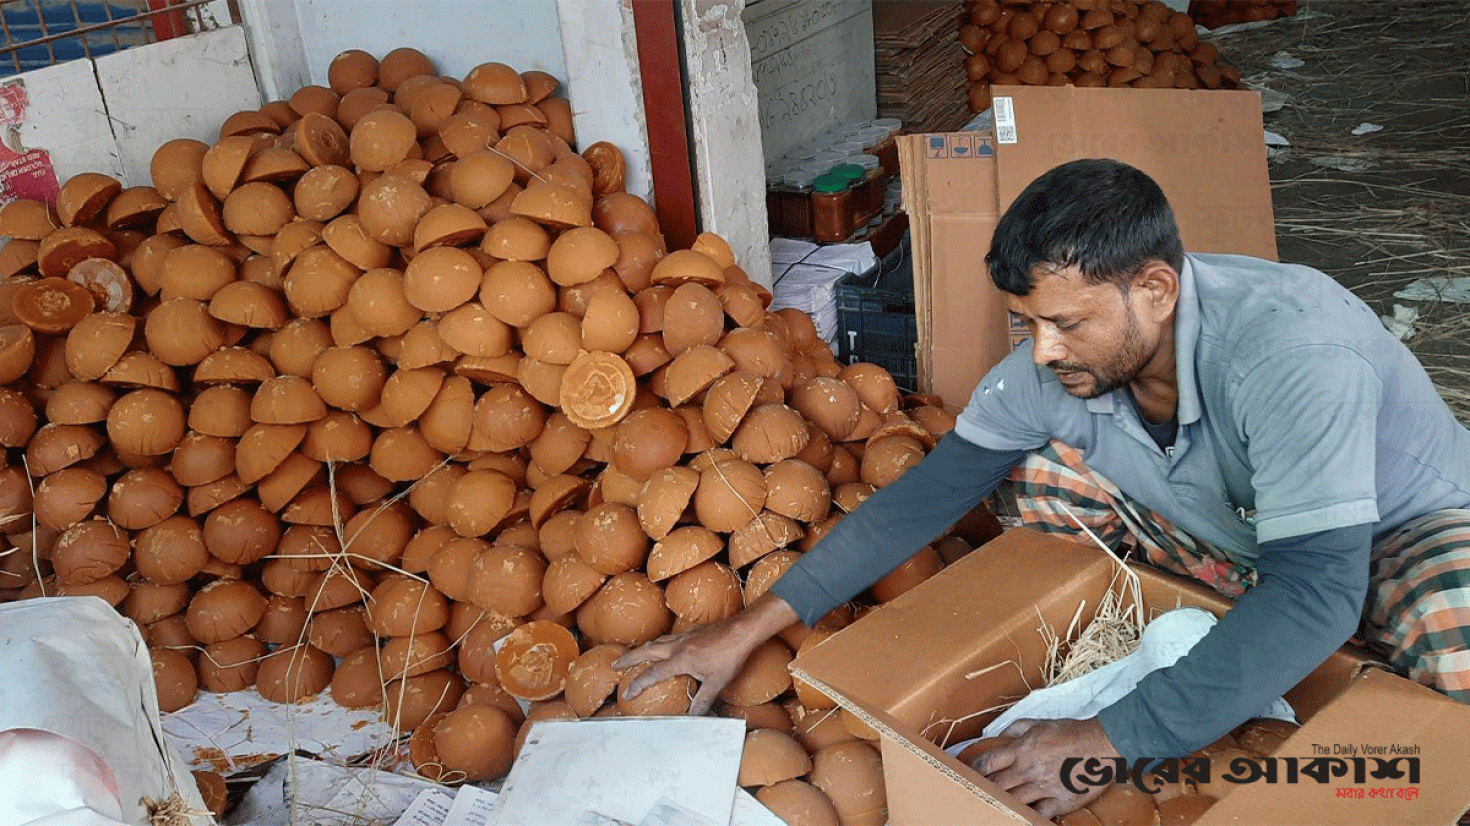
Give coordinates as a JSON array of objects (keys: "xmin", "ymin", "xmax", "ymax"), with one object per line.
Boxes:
[{"xmin": 1210, "ymin": 0, "xmax": 1470, "ymax": 421}]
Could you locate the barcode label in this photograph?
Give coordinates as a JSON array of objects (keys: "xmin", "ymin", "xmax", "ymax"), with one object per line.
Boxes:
[{"xmin": 994, "ymin": 96, "xmax": 1017, "ymax": 144}]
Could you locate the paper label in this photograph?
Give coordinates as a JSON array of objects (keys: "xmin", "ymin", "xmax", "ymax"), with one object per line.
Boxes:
[
  {"xmin": 443, "ymin": 785, "xmax": 498, "ymax": 826},
  {"xmin": 394, "ymin": 789, "xmax": 455, "ymax": 826},
  {"xmin": 993, "ymin": 96, "xmax": 1017, "ymax": 145}
]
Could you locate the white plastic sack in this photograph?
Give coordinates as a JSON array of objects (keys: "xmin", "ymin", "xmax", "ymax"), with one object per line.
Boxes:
[
  {"xmin": 968, "ymin": 607, "xmax": 1294, "ymax": 743},
  {"xmin": 0, "ymin": 597, "xmax": 209, "ymax": 825}
]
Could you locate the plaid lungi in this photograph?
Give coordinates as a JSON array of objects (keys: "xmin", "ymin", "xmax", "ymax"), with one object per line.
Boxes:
[{"xmin": 1008, "ymin": 440, "xmax": 1470, "ymax": 703}]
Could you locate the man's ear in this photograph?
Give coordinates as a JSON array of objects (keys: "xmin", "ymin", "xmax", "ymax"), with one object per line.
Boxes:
[{"xmin": 1131, "ymin": 261, "xmax": 1179, "ymax": 321}]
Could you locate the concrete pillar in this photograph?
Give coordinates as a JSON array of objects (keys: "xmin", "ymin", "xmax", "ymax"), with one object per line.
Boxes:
[{"xmin": 676, "ymin": 0, "xmax": 773, "ymax": 285}]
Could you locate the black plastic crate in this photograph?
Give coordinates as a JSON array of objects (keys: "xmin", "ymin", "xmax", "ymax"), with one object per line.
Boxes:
[{"xmin": 836, "ymin": 235, "xmax": 917, "ymax": 392}]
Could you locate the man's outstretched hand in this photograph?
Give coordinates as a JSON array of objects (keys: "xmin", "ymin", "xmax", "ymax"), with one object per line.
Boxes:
[
  {"xmin": 972, "ymin": 717, "xmax": 1119, "ymax": 819},
  {"xmin": 614, "ymin": 592, "xmax": 800, "ymax": 716}
]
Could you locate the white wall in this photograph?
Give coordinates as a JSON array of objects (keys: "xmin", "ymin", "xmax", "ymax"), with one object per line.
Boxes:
[
  {"xmin": 744, "ymin": 0, "xmax": 876, "ymax": 163},
  {"xmin": 0, "ymin": 26, "xmax": 260, "ymax": 192},
  {"xmin": 290, "ymin": 0, "xmax": 567, "ymax": 90},
  {"xmin": 238, "ymin": 0, "xmax": 652, "ymax": 202},
  {"xmin": 553, "ymin": 0, "xmax": 652, "ymax": 204},
  {"xmin": 94, "ymin": 27, "xmax": 260, "ymax": 185}
]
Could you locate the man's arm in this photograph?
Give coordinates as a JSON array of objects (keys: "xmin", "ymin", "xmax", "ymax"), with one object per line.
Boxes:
[
  {"xmin": 618, "ymin": 432, "xmax": 1026, "ymax": 709},
  {"xmin": 1098, "ymin": 523, "xmax": 1371, "ymax": 758},
  {"xmin": 771, "ymin": 432, "xmax": 1026, "ymax": 625},
  {"xmin": 978, "ymin": 523, "xmax": 1370, "ymax": 817}
]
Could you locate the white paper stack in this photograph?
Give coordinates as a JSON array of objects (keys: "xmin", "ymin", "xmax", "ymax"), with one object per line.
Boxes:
[
  {"xmin": 493, "ymin": 717, "xmax": 744, "ymax": 826},
  {"xmin": 769, "ymin": 237, "xmax": 879, "ymax": 352}
]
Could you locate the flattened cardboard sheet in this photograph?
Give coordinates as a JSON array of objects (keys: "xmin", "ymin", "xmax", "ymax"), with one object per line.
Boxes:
[
  {"xmin": 901, "ymin": 86, "xmax": 1277, "ymax": 409},
  {"xmin": 991, "ymin": 85, "xmax": 1277, "ymax": 261}
]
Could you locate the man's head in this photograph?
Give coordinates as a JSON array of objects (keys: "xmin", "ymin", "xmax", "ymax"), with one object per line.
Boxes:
[{"xmin": 986, "ymin": 159, "xmax": 1183, "ymax": 399}]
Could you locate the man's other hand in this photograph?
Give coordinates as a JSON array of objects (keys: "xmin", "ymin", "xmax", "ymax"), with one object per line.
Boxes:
[{"xmin": 973, "ymin": 717, "xmax": 1118, "ymax": 819}]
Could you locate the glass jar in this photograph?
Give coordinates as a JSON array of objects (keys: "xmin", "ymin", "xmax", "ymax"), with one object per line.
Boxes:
[
  {"xmin": 811, "ymin": 174, "xmax": 853, "ymax": 243},
  {"xmin": 776, "ymin": 168, "xmax": 816, "ymax": 238},
  {"xmin": 830, "ymin": 163, "xmax": 870, "ymax": 229},
  {"xmin": 851, "ymin": 154, "xmax": 884, "ymax": 220}
]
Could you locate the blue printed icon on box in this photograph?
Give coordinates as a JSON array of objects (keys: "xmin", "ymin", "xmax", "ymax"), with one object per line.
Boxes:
[
  {"xmin": 948, "ymin": 135, "xmax": 974, "ymax": 157},
  {"xmin": 976, "ymin": 136, "xmax": 995, "ymax": 156},
  {"xmin": 926, "ymin": 136, "xmax": 948, "ymax": 158}
]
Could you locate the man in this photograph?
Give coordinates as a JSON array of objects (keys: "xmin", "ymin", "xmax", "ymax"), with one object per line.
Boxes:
[{"xmin": 617, "ymin": 159, "xmax": 1470, "ymax": 817}]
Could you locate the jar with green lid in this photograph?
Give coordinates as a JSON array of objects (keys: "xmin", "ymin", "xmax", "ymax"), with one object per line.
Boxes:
[
  {"xmin": 811, "ymin": 174, "xmax": 853, "ymax": 243},
  {"xmin": 832, "ymin": 162, "xmax": 879, "ymax": 228}
]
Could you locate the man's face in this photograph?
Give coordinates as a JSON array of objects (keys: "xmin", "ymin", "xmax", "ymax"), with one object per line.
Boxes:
[{"xmin": 1005, "ymin": 267, "xmax": 1164, "ymax": 399}]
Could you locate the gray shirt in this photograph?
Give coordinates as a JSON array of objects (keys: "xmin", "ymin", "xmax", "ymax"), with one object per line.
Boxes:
[{"xmin": 956, "ymin": 253, "xmax": 1470, "ymax": 555}]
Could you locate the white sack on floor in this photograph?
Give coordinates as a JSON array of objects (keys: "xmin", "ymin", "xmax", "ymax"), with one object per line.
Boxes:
[{"xmin": 0, "ymin": 596, "xmax": 209, "ymax": 825}]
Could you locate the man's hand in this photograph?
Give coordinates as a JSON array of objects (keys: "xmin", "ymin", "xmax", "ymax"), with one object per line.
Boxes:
[
  {"xmin": 614, "ymin": 593, "xmax": 798, "ymax": 716},
  {"xmin": 972, "ymin": 717, "xmax": 1118, "ymax": 819}
]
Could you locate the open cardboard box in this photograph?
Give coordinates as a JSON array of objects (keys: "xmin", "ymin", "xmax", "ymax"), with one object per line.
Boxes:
[
  {"xmin": 791, "ymin": 528, "xmax": 1470, "ymax": 825},
  {"xmin": 898, "ymin": 85, "xmax": 1279, "ymax": 410}
]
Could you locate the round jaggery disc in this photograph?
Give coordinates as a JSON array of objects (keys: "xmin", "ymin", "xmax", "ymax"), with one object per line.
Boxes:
[
  {"xmin": 559, "ymin": 350, "xmax": 636, "ymax": 430},
  {"xmin": 493, "ymin": 619, "xmax": 580, "ymax": 701},
  {"xmin": 719, "ymin": 638, "xmax": 794, "ymax": 706},
  {"xmin": 433, "ymin": 704, "xmax": 515, "ymax": 782},
  {"xmin": 756, "ymin": 780, "xmax": 840, "ymax": 826},
  {"xmin": 384, "ymin": 668, "xmax": 465, "ymax": 732},
  {"xmin": 0, "ymin": 324, "xmax": 35, "ymax": 384},
  {"xmin": 564, "ymin": 643, "xmax": 627, "ymax": 717},
  {"xmin": 67, "ymin": 257, "xmax": 132, "ymax": 313},
  {"xmin": 739, "ymin": 728, "xmax": 812, "ymax": 787},
  {"xmin": 38, "ymin": 227, "xmax": 116, "ymax": 279},
  {"xmin": 13, "ymin": 277, "xmax": 95, "ymax": 334},
  {"xmin": 151, "ymin": 647, "xmax": 199, "ymax": 712},
  {"xmin": 694, "ymin": 458, "xmax": 766, "ymax": 533},
  {"xmin": 256, "ymin": 643, "xmax": 335, "ymax": 703},
  {"xmin": 636, "ymin": 465, "xmax": 700, "ymax": 541}
]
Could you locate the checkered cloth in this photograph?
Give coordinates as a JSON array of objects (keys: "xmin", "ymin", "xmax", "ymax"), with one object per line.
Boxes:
[{"xmin": 1007, "ymin": 440, "xmax": 1470, "ymax": 703}]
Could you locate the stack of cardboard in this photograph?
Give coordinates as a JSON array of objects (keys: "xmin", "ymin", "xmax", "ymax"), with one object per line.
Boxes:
[{"xmin": 873, "ymin": 1, "xmax": 971, "ymax": 134}]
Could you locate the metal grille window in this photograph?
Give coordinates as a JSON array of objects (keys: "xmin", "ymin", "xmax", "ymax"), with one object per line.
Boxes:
[{"xmin": 0, "ymin": 0, "xmax": 233, "ymax": 78}]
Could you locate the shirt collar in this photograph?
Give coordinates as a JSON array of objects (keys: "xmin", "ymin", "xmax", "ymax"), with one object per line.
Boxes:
[
  {"xmin": 1082, "ymin": 256, "xmax": 1203, "ymax": 425},
  {"xmin": 1174, "ymin": 256, "xmax": 1203, "ymax": 426}
]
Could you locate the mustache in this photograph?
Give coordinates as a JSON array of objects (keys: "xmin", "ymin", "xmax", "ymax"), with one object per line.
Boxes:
[{"xmin": 1048, "ymin": 361, "xmax": 1089, "ymax": 373}]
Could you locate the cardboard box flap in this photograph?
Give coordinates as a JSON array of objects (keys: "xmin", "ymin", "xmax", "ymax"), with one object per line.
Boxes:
[
  {"xmin": 788, "ymin": 667, "xmax": 1051, "ymax": 826},
  {"xmin": 990, "ymin": 85, "xmax": 1277, "ymax": 261},
  {"xmin": 879, "ymin": 736, "xmax": 1050, "ymax": 826},
  {"xmin": 897, "ymin": 132, "xmax": 1010, "ymax": 411},
  {"xmin": 792, "ymin": 529, "xmax": 1113, "ymax": 736},
  {"xmin": 1196, "ymin": 667, "xmax": 1470, "ymax": 825}
]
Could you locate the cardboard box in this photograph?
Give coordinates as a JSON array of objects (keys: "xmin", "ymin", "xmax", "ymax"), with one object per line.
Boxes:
[
  {"xmin": 898, "ymin": 85, "xmax": 1279, "ymax": 409},
  {"xmin": 791, "ymin": 528, "xmax": 1470, "ymax": 825}
]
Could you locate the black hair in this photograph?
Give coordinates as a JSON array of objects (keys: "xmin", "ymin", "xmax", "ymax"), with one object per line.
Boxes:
[{"xmin": 985, "ymin": 158, "xmax": 1184, "ymax": 296}]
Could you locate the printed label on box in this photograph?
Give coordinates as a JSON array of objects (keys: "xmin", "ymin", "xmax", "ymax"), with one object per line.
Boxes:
[
  {"xmin": 993, "ymin": 96, "xmax": 1017, "ymax": 145},
  {"xmin": 947, "ymin": 135, "xmax": 975, "ymax": 158},
  {"xmin": 925, "ymin": 135, "xmax": 949, "ymax": 159}
]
